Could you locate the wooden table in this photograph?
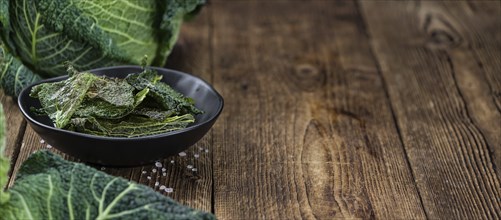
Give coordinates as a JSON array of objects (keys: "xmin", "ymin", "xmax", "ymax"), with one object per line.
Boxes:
[{"xmin": 2, "ymin": 1, "xmax": 500, "ymax": 219}]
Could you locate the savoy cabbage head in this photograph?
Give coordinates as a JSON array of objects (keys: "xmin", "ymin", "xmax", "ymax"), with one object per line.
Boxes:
[{"xmin": 0, "ymin": 0, "xmax": 204, "ymax": 96}]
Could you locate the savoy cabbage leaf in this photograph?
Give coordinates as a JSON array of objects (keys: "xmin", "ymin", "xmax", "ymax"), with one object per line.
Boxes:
[
  {"xmin": 0, "ymin": 46, "xmax": 42, "ymax": 96},
  {"xmin": 0, "ymin": 104, "xmax": 216, "ymax": 220},
  {"xmin": 0, "ymin": 0, "xmax": 205, "ymax": 96}
]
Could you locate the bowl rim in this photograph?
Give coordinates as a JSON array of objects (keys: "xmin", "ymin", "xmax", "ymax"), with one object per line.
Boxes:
[{"xmin": 17, "ymin": 65, "xmax": 224, "ymax": 141}]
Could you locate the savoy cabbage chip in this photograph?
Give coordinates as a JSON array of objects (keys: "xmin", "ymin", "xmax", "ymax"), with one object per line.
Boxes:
[
  {"xmin": 0, "ymin": 104, "xmax": 216, "ymax": 219},
  {"xmin": 0, "ymin": 0, "xmax": 204, "ymax": 96}
]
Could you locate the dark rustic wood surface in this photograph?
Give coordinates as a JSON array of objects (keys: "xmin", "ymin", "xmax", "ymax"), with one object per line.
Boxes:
[{"xmin": 3, "ymin": 1, "xmax": 500, "ymax": 219}]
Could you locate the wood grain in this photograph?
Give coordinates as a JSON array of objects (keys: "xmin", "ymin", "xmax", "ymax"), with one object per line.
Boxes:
[
  {"xmin": 360, "ymin": 1, "xmax": 501, "ymax": 219},
  {"xmin": 212, "ymin": 1, "xmax": 425, "ymax": 219},
  {"xmin": 5, "ymin": 7, "xmax": 214, "ymax": 212},
  {"xmin": 441, "ymin": 0, "xmax": 501, "ymax": 176}
]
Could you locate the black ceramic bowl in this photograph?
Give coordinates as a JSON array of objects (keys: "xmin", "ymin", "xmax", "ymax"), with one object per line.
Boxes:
[{"xmin": 18, "ymin": 66, "xmax": 223, "ymax": 166}]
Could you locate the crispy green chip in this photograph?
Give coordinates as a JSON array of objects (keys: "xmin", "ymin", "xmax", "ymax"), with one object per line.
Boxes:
[{"xmin": 30, "ymin": 66, "xmax": 201, "ymax": 137}]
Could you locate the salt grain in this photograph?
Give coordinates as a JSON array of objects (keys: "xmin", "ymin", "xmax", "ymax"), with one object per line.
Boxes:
[
  {"xmin": 160, "ymin": 185, "xmax": 166, "ymax": 190},
  {"xmin": 100, "ymin": 167, "xmax": 105, "ymax": 171},
  {"xmin": 194, "ymin": 154, "xmax": 200, "ymax": 158},
  {"xmin": 170, "ymin": 160, "xmax": 175, "ymax": 164},
  {"xmin": 199, "ymin": 147, "xmax": 203, "ymax": 151},
  {"xmin": 162, "ymin": 173, "xmax": 167, "ymax": 176},
  {"xmin": 141, "ymin": 171, "xmax": 147, "ymax": 174},
  {"xmin": 187, "ymin": 165, "xmax": 193, "ymax": 169},
  {"xmin": 155, "ymin": 181, "xmax": 159, "ymax": 187},
  {"xmin": 147, "ymin": 176, "xmax": 151, "ymax": 180},
  {"xmin": 47, "ymin": 145, "xmax": 52, "ymax": 149},
  {"xmin": 192, "ymin": 168, "xmax": 197, "ymax": 172},
  {"xmin": 40, "ymin": 139, "xmax": 45, "ymax": 144},
  {"xmin": 152, "ymin": 168, "xmax": 157, "ymax": 173},
  {"xmin": 204, "ymin": 149, "xmax": 209, "ymax": 153},
  {"xmin": 161, "ymin": 168, "xmax": 166, "ymax": 172},
  {"xmin": 165, "ymin": 188, "xmax": 173, "ymax": 193},
  {"xmin": 178, "ymin": 152, "xmax": 187, "ymax": 157},
  {"xmin": 155, "ymin": 162, "xmax": 162, "ymax": 168}
]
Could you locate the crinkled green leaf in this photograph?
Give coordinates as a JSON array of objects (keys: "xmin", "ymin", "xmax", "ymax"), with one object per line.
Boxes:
[
  {"xmin": 0, "ymin": 46, "xmax": 42, "ymax": 96},
  {"xmin": 30, "ymin": 71, "xmax": 97, "ymax": 128},
  {"xmin": 0, "ymin": 151, "xmax": 215, "ymax": 219},
  {"xmin": 0, "ymin": 0, "xmax": 205, "ymax": 96},
  {"xmin": 126, "ymin": 68, "xmax": 202, "ymax": 115},
  {"xmin": 69, "ymin": 114, "xmax": 195, "ymax": 138},
  {"xmin": 132, "ymin": 107, "xmax": 175, "ymax": 121},
  {"xmin": 154, "ymin": 0, "xmax": 206, "ymax": 65},
  {"xmin": 74, "ymin": 77, "xmax": 137, "ymax": 120}
]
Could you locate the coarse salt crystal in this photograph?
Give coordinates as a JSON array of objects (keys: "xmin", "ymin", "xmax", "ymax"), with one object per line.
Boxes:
[
  {"xmin": 204, "ymin": 149, "xmax": 209, "ymax": 153},
  {"xmin": 162, "ymin": 173, "xmax": 167, "ymax": 176},
  {"xmin": 40, "ymin": 139, "xmax": 45, "ymax": 144},
  {"xmin": 192, "ymin": 168, "xmax": 197, "ymax": 172},
  {"xmin": 100, "ymin": 167, "xmax": 105, "ymax": 171},
  {"xmin": 147, "ymin": 176, "xmax": 151, "ymax": 180},
  {"xmin": 152, "ymin": 168, "xmax": 157, "ymax": 173},
  {"xmin": 178, "ymin": 152, "xmax": 187, "ymax": 157},
  {"xmin": 155, "ymin": 181, "xmax": 159, "ymax": 186},
  {"xmin": 187, "ymin": 165, "xmax": 193, "ymax": 169},
  {"xmin": 170, "ymin": 160, "xmax": 175, "ymax": 164},
  {"xmin": 165, "ymin": 188, "xmax": 173, "ymax": 193},
  {"xmin": 141, "ymin": 171, "xmax": 147, "ymax": 174},
  {"xmin": 194, "ymin": 154, "xmax": 200, "ymax": 158},
  {"xmin": 159, "ymin": 185, "xmax": 166, "ymax": 190},
  {"xmin": 161, "ymin": 168, "xmax": 166, "ymax": 172},
  {"xmin": 155, "ymin": 162, "xmax": 162, "ymax": 168},
  {"xmin": 47, "ymin": 145, "xmax": 52, "ymax": 149},
  {"xmin": 199, "ymin": 147, "xmax": 203, "ymax": 151}
]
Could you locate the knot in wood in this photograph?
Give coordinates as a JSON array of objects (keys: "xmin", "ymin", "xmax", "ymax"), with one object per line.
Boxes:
[
  {"xmin": 295, "ymin": 64, "xmax": 319, "ymax": 77},
  {"xmin": 290, "ymin": 63, "xmax": 325, "ymax": 92},
  {"xmin": 429, "ymin": 30, "xmax": 457, "ymax": 46}
]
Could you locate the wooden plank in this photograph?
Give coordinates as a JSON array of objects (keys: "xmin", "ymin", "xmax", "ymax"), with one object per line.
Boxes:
[
  {"xmin": 6, "ymin": 7, "xmax": 213, "ymax": 212},
  {"xmin": 0, "ymin": 91, "xmax": 26, "ymax": 173},
  {"xmin": 360, "ymin": 1, "xmax": 501, "ymax": 219},
  {"xmin": 212, "ymin": 1, "xmax": 425, "ymax": 219},
  {"xmin": 441, "ymin": 0, "xmax": 501, "ymax": 176}
]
